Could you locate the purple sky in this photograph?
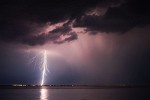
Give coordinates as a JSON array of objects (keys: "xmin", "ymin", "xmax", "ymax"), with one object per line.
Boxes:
[{"xmin": 0, "ymin": 0, "xmax": 150, "ymax": 85}]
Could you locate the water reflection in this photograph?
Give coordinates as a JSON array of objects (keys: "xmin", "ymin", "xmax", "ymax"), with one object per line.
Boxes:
[{"xmin": 40, "ymin": 89, "xmax": 48, "ymax": 100}]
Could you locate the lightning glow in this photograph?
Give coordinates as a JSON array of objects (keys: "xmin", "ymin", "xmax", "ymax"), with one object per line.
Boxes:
[
  {"xmin": 41, "ymin": 50, "xmax": 48, "ymax": 86},
  {"xmin": 29, "ymin": 49, "xmax": 61, "ymax": 86}
]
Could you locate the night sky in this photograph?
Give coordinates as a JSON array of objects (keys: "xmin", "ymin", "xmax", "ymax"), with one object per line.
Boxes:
[{"xmin": 0, "ymin": 0, "xmax": 150, "ymax": 85}]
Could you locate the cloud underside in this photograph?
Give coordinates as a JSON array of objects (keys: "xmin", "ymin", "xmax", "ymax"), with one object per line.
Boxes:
[{"xmin": 0, "ymin": 0, "xmax": 150, "ymax": 46}]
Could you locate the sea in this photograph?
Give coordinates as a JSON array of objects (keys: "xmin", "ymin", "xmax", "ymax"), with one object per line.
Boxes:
[{"xmin": 0, "ymin": 86, "xmax": 150, "ymax": 100}]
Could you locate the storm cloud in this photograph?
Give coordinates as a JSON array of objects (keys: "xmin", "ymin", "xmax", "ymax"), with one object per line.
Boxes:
[{"xmin": 0, "ymin": 0, "xmax": 150, "ymax": 46}]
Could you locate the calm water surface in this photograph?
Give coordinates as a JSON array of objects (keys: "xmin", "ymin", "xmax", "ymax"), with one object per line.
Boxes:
[{"xmin": 0, "ymin": 88, "xmax": 150, "ymax": 100}]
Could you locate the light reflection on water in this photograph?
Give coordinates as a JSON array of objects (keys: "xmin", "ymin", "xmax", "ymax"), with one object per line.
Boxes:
[
  {"xmin": 40, "ymin": 89, "xmax": 48, "ymax": 100},
  {"xmin": 0, "ymin": 87, "xmax": 150, "ymax": 100}
]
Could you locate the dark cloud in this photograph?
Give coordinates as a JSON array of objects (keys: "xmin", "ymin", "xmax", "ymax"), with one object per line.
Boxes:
[
  {"xmin": 0, "ymin": 0, "xmax": 150, "ymax": 45},
  {"xmin": 23, "ymin": 33, "xmax": 50, "ymax": 46},
  {"xmin": 0, "ymin": 0, "xmax": 100, "ymax": 45},
  {"xmin": 50, "ymin": 25, "xmax": 72, "ymax": 34},
  {"xmin": 64, "ymin": 32, "xmax": 78, "ymax": 41},
  {"xmin": 74, "ymin": 0, "xmax": 150, "ymax": 33},
  {"xmin": 53, "ymin": 32, "xmax": 78, "ymax": 44},
  {"xmin": 22, "ymin": 25, "xmax": 77, "ymax": 45}
]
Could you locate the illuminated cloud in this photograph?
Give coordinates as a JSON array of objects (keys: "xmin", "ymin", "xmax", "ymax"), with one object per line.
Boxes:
[{"xmin": 0, "ymin": 0, "xmax": 149, "ymax": 46}]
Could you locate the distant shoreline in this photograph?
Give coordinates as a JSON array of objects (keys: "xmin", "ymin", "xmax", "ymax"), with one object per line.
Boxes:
[{"xmin": 0, "ymin": 85, "xmax": 150, "ymax": 89}]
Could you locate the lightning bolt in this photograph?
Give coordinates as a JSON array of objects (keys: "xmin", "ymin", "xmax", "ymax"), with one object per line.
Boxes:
[{"xmin": 41, "ymin": 50, "xmax": 48, "ymax": 86}]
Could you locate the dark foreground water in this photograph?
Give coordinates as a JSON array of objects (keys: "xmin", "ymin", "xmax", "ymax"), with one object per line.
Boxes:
[{"xmin": 0, "ymin": 87, "xmax": 150, "ymax": 100}]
